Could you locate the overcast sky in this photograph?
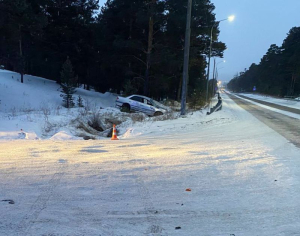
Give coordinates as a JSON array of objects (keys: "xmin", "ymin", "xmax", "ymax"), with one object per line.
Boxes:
[{"xmin": 98, "ymin": 0, "xmax": 300, "ymax": 82}]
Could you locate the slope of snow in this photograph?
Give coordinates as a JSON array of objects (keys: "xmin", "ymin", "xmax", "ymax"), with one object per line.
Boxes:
[
  {"xmin": 0, "ymin": 69, "xmax": 116, "ymax": 112},
  {"xmin": 0, "ymin": 70, "xmax": 119, "ymax": 140}
]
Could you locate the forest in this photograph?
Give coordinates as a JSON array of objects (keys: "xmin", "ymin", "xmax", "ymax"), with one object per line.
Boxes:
[
  {"xmin": 227, "ymin": 27, "xmax": 300, "ymax": 98},
  {"xmin": 0, "ymin": 0, "xmax": 226, "ymax": 103}
]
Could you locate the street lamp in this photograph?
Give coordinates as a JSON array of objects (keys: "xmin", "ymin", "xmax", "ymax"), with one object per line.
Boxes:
[
  {"xmin": 205, "ymin": 15, "xmax": 235, "ymax": 105},
  {"xmin": 212, "ymin": 60, "xmax": 225, "ymax": 96},
  {"xmin": 228, "ymin": 15, "xmax": 235, "ymax": 22},
  {"xmin": 215, "ymin": 67, "xmax": 224, "ymax": 92},
  {"xmin": 216, "ymin": 66, "xmax": 224, "ymax": 81},
  {"xmin": 212, "ymin": 59, "xmax": 225, "ymax": 83}
]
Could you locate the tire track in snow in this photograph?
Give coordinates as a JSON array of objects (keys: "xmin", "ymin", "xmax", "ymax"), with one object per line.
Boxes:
[
  {"xmin": 16, "ymin": 164, "xmax": 66, "ymax": 236},
  {"xmin": 136, "ymin": 177, "xmax": 163, "ymax": 234},
  {"xmin": 75, "ymin": 207, "xmax": 115, "ymax": 236},
  {"xmin": 131, "ymin": 157, "xmax": 165, "ymax": 235}
]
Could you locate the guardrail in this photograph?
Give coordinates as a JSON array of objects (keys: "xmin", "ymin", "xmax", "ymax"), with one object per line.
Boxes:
[
  {"xmin": 206, "ymin": 97, "xmax": 222, "ymax": 115},
  {"xmin": 284, "ymin": 96, "xmax": 300, "ymax": 102}
]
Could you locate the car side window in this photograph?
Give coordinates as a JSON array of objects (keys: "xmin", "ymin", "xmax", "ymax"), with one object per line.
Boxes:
[{"xmin": 130, "ymin": 96, "xmax": 143, "ymax": 103}]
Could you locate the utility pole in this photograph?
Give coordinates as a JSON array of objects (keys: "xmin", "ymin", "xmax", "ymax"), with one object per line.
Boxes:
[{"xmin": 180, "ymin": 0, "xmax": 192, "ymax": 115}]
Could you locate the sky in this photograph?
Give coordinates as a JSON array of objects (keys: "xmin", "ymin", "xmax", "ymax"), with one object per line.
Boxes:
[
  {"xmin": 210, "ymin": 0, "xmax": 300, "ymax": 82},
  {"xmin": 98, "ymin": 0, "xmax": 300, "ymax": 82}
]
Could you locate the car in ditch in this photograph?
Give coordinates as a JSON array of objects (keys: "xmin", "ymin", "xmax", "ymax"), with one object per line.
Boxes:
[{"xmin": 115, "ymin": 95, "xmax": 167, "ymax": 116}]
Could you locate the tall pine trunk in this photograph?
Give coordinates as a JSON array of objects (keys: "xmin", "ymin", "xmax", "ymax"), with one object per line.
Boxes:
[
  {"xmin": 144, "ymin": 0, "xmax": 156, "ymax": 96},
  {"xmin": 177, "ymin": 76, "xmax": 182, "ymax": 101},
  {"xmin": 19, "ymin": 25, "xmax": 24, "ymax": 83}
]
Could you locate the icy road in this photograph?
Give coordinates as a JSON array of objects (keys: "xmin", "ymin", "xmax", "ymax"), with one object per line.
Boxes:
[{"xmin": 1, "ymin": 93, "xmax": 300, "ymax": 236}]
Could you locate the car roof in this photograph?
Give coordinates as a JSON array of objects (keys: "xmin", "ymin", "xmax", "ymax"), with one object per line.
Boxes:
[{"xmin": 128, "ymin": 94, "xmax": 152, "ymax": 100}]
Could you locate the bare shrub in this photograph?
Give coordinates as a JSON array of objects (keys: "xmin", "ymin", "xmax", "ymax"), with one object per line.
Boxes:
[
  {"xmin": 75, "ymin": 119, "xmax": 99, "ymax": 135},
  {"xmin": 10, "ymin": 107, "xmax": 17, "ymax": 117},
  {"xmin": 87, "ymin": 111, "xmax": 106, "ymax": 132},
  {"xmin": 44, "ymin": 121, "xmax": 56, "ymax": 133},
  {"xmin": 84, "ymin": 99, "xmax": 92, "ymax": 111},
  {"xmin": 130, "ymin": 113, "xmax": 147, "ymax": 123},
  {"xmin": 78, "ymin": 99, "xmax": 95, "ymax": 116},
  {"xmin": 162, "ymin": 99, "xmax": 181, "ymax": 111},
  {"xmin": 151, "ymin": 111, "xmax": 178, "ymax": 121},
  {"xmin": 78, "ymin": 107, "xmax": 88, "ymax": 116},
  {"xmin": 41, "ymin": 106, "xmax": 51, "ymax": 121},
  {"xmin": 103, "ymin": 112, "xmax": 128, "ymax": 126},
  {"xmin": 26, "ymin": 114, "xmax": 33, "ymax": 122},
  {"xmin": 55, "ymin": 106, "xmax": 61, "ymax": 116},
  {"xmin": 42, "ymin": 106, "xmax": 51, "ymax": 116},
  {"xmin": 21, "ymin": 107, "xmax": 35, "ymax": 113}
]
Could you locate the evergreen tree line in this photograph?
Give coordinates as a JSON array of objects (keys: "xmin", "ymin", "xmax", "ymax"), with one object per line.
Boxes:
[
  {"xmin": 0, "ymin": 0, "xmax": 226, "ymax": 101},
  {"xmin": 227, "ymin": 27, "xmax": 300, "ymax": 97}
]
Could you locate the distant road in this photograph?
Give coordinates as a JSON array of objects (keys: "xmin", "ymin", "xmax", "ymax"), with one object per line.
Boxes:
[
  {"xmin": 227, "ymin": 93, "xmax": 300, "ymax": 148},
  {"xmin": 237, "ymin": 94, "xmax": 300, "ymax": 114}
]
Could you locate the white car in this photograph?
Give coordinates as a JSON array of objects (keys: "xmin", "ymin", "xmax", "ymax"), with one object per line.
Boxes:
[{"xmin": 116, "ymin": 95, "xmax": 166, "ymax": 116}]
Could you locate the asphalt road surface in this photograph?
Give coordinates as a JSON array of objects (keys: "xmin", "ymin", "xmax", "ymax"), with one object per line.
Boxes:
[{"xmin": 227, "ymin": 93, "xmax": 300, "ymax": 148}]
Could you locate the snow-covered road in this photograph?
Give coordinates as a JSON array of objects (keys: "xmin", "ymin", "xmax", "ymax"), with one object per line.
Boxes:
[
  {"xmin": 228, "ymin": 93, "xmax": 300, "ymax": 148},
  {"xmin": 1, "ymin": 93, "xmax": 300, "ymax": 235}
]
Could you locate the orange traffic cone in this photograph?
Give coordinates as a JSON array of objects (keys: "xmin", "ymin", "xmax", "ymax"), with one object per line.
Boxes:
[{"xmin": 111, "ymin": 124, "xmax": 119, "ymax": 140}]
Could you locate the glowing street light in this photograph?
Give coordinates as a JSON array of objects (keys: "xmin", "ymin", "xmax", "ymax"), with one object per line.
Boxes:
[
  {"xmin": 228, "ymin": 15, "xmax": 235, "ymax": 22},
  {"xmin": 205, "ymin": 15, "xmax": 235, "ymax": 105}
]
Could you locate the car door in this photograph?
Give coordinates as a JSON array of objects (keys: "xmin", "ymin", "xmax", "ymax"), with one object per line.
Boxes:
[
  {"xmin": 142, "ymin": 98, "xmax": 156, "ymax": 116},
  {"xmin": 133, "ymin": 97, "xmax": 152, "ymax": 115},
  {"xmin": 129, "ymin": 96, "xmax": 154, "ymax": 115},
  {"xmin": 129, "ymin": 96, "xmax": 144, "ymax": 113}
]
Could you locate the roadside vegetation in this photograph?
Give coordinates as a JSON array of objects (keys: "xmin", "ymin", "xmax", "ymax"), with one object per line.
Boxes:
[
  {"xmin": 228, "ymin": 27, "xmax": 300, "ymax": 98},
  {"xmin": 0, "ymin": 0, "xmax": 225, "ymax": 105}
]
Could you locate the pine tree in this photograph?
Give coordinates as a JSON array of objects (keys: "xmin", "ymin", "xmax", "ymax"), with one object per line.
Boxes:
[
  {"xmin": 228, "ymin": 27, "xmax": 300, "ymax": 97},
  {"xmin": 60, "ymin": 57, "xmax": 78, "ymax": 108},
  {"xmin": 77, "ymin": 95, "xmax": 84, "ymax": 107},
  {"xmin": 0, "ymin": 0, "xmax": 47, "ymax": 83}
]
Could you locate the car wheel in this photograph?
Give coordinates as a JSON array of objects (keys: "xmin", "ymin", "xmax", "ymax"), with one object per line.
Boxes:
[
  {"xmin": 154, "ymin": 111, "xmax": 163, "ymax": 116},
  {"xmin": 121, "ymin": 104, "xmax": 130, "ymax": 113}
]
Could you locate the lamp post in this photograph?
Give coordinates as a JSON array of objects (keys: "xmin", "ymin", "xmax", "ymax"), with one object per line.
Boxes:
[
  {"xmin": 205, "ymin": 15, "xmax": 234, "ymax": 105},
  {"xmin": 212, "ymin": 60, "xmax": 225, "ymax": 97},
  {"xmin": 216, "ymin": 66, "xmax": 224, "ymax": 83}
]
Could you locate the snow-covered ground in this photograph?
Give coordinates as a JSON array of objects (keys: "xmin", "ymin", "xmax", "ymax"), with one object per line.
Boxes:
[
  {"xmin": 0, "ymin": 70, "xmax": 134, "ymax": 140},
  {"xmin": 1, "ymin": 71, "xmax": 300, "ymax": 235}
]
